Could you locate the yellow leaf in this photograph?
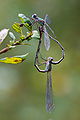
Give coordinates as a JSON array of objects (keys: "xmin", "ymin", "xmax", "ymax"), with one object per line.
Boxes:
[
  {"xmin": 0, "ymin": 57, "xmax": 22, "ymax": 64},
  {"xmin": 0, "ymin": 53, "xmax": 28, "ymax": 64}
]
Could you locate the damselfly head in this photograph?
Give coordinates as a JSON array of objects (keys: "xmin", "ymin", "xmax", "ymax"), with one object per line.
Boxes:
[
  {"xmin": 47, "ymin": 57, "xmax": 54, "ymax": 61},
  {"xmin": 32, "ymin": 14, "xmax": 37, "ymax": 19}
]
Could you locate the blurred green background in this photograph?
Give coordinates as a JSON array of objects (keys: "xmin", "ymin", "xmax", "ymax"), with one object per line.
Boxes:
[{"xmin": 0, "ymin": 0, "xmax": 80, "ymax": 120}]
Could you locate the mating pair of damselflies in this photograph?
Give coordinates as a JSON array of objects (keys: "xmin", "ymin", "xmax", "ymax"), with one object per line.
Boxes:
[{"xmin": 31, "ymin": 14, "xmax": 65, "ymax": 112}]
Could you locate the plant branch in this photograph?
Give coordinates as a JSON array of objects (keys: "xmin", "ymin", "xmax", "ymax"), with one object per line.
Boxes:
[{"xmin": 0, "ymin": 34, "xmax": 32, "ymax": 54}]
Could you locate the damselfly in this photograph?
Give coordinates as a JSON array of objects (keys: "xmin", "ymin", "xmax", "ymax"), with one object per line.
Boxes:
[
  {"xmin": 34, "ymin": 55, "xmax": 64, "ymax": 112},
  {"xmin": 31, "ymin": 14, "xmax": 56, "ymax": 51}
]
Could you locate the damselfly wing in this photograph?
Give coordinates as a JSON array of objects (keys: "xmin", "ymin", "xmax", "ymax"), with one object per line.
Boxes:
[{"xmin": 44, "ymin": 25, "xmax": 50, "ymax": 51}]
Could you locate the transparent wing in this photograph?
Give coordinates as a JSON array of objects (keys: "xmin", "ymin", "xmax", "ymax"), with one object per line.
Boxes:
[
  {"xmin": 44, "ymin": 14, "xmax": 51, "ymax": 24},
  {"xmin": 46, "ymin": 71, "xmax": 55, "ymax": 112},
  {"xmin": 44, "ymin": 25, "xmax": 50, "ymax": 51},
  {"xmin": 46, "ymin": 23, "xmax": 56, "ymax": 37},
  {"xmin": 44, "ymin": 14, "xmax": 56, "ymax": 38}
]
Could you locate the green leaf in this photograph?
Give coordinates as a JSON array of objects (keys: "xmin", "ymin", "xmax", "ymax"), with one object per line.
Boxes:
[
  {"xmin": 9, "ymin": 32, "xmax": 16, "ymax": 40},
  {"xmin": 20, "ymin": 32, "xmax": 33, "ymax": 41},
  {"xmin": 20, "ymin": 34, "xmax": 26, "ymax": 40},
  {"xmin": 31, "ymin": 30, "xmax": 40, "ymax": 39},
  {"xmin": 18, "ymin": 14, "xmax": 31, "ymax": 23},
  {"xmin": 12, "ymin": 23, "xmax": 22, "ymax": 34},
  {"xmin": 0, "ymin": 53, "xmax": 28, "ymax": 64},
  {"xmin": 18, "ymin": 14, "xmax": 32, "ymax": 31},
  {"xmin": 0, "ymin": 29, "xmax": 9, "ymax": 45},
  {"xmin": 24, "ymin": 23, "xmax": 32, "ymax": 32}
]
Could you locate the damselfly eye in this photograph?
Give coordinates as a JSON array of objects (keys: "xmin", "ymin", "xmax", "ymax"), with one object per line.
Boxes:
[{"xmin": 32, "ymin": 14, "xmax": 37, "ymax": 18}]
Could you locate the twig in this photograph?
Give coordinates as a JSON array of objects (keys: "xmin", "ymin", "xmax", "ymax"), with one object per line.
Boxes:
[{"xmin": 0, "ymin": 34, "xmax": 32, "ymax": 54}]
